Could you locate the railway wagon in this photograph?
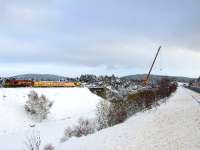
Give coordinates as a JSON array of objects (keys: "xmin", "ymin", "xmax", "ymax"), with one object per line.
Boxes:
[
  {"xmin": 4, "ymin": 79, "xmax": 33, "ymax": 87},
  {"xmin": 33, "ymin": 81, "xmax": 81, "ymax": 87}
]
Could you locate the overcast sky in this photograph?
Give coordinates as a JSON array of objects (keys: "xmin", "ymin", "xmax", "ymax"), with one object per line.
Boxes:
[{"xmin": 0, "ymin": 0, "xmax": 200, "ymax": 77}]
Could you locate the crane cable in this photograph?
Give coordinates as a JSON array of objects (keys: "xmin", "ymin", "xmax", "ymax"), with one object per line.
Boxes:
[{"xmin": 159, "ymin": 47, "xmax": 163, "ymax": 72}]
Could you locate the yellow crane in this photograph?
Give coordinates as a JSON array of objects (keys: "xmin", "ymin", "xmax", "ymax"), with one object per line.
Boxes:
[{"xmin": 144, "ymin": 46, "xmax": 162, "ymax": 85}]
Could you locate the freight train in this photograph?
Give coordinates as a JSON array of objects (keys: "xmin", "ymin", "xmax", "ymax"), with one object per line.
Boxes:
[{"xmin": 3, "ymin": 79, "xmax": 81, "ymax": 87}]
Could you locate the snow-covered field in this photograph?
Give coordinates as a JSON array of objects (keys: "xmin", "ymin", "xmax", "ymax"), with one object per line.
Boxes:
[
  {"xmin": 58, "ymin": 86, "xmax": 200, "ymax": 150},
  {"xmin": 1, "ymin": 86, "xmax": 200, "ymax": 150},
  {"xmin": 0, "ymin": 87, "xmax": 101, "ymax": 149}
]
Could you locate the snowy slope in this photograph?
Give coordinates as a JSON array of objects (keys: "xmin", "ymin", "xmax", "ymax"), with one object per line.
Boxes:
[
  {"xmin": 58, "ymin": 86, "xmax": 200, "ymax": 150},
  {"xmin": 0, "ymin": 88, "xmax": 101, "ymax": 149}
]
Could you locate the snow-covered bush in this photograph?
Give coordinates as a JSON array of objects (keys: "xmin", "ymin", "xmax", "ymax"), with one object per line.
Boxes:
[
  {"xmin": 96, "ymin": 100, "xmax": 111, "ymax": 130},
  {"xmin": 96, "ymin": 99, "xmax": 127, "ymax": 130},
  {"xmin": 124, "ymin": 79, "xmax": 177, "ymax": 116},
  {"xmin": 74, "ymin": 118, "xmax": 95, "ymax": 137},
  {"xmin": 61, "ymin": 118, "xmax": 95, "ymax": 142},
  {"xmin": 96, "ymin": 79, "xmax": 177, "ymax": 129},
  {"xmin": 25, "ymin": 90, "xmax": 53, "ymax": 121},
  {"xmin": 60, "ymin": 127, "xmax": 74, "ymax": 142},
  {"xmin": 105, "ymin": 88, "xmax": 124, "ymax": 101},
  {"xmin": 24, "ymin": 133, "xmax": 41, "ymax": 150},
  {"xmin": 108, "ymin": 101, "xmax": 127, "ymax": 126}
]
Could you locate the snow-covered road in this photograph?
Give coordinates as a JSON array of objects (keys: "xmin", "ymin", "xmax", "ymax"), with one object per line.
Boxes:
[{"xmin": 59, "ymin": 86, "xmax": 200, "ymax": 150}]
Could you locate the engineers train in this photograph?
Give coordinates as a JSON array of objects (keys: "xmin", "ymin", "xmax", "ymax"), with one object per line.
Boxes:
[{"xmin": 3, "ymin": 79, "xmax": 81, "ymax": 87}]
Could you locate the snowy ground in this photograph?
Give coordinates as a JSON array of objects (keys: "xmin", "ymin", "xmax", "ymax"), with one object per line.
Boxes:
[
  {"xmin": 0, "ymin": 86, "xmax": 200, "ymax": 150},
  {"xmin": 58, "ymin": 86, "xmax": 200, "ymax": 150},
  {"xmin": 0, "ymin": 87, "xmax": 101, "ymax": 149}
]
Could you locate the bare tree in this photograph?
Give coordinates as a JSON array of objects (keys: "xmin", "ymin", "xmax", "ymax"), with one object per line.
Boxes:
[
  {"xmin": 25, "ymin": 91, "xmax": 53, "ymax": 121},
  {"xmin": 24, "ymin": 132, "xmax": 41, "ymax": 150}
]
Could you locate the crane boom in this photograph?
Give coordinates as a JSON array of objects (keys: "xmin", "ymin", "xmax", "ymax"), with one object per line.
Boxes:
[{"xmin": 144, "ymin": 46, "xmax": 161, "ymax": 85}]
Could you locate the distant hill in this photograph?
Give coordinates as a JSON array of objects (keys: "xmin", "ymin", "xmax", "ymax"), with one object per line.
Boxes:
[
  {"xmin": 122, "ymin": 74, "xmax": 196, "ymax": 83},
  {"xmin": 4, "ymin": 73, "xmax": 196, "ymax": 83},
  {"xmin": 8, "ymin": 74, "xmax": 76, "ymax": 81}
]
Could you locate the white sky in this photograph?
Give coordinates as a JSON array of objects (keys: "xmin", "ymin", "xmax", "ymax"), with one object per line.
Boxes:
[{"xmin": 0, "ymin": 0, "xmax": 200, "ymax": 78}]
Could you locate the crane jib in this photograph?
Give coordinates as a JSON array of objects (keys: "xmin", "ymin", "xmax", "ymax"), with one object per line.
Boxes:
[{"xmin": 146, "ymin": 46, "xmax": 162, "ymax": 83}]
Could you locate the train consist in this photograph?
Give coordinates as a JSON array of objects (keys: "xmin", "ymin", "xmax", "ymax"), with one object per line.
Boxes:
[{"xmin": 3, "ymin": 79, "xmax": 81, "ymax": 87}]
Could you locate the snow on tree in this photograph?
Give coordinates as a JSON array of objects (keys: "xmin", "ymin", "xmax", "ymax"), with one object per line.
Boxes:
[
  {"xmin": 61, "ymin": 118, "xmax": 95, "ymax": 142},
  {"xmin": 96, "ymin": 100, "xmax": 112, "ymax": 130},
  {"xmin": 25, "ymin": 90, "xmax": 53, "ymax": 121}
]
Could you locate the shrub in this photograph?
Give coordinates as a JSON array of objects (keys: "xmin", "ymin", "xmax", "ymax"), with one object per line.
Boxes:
[
  {"xmin": 125, "ymin": 79, "xmax": 177, "ymax": 116},
  {"xmin": 61, "ymin": 118, "xmax": 95, "ymax": 142},
  {"xmin": 25, "ymin": 90, "xmax": 53, "ymax": 121},
  {"xmin": 109, "ymin": 101, "xmax": 127, "ymax": 125},
  {"xmin": 61, "ymin": 127, "xmax": 74, "ymax": 141},
  {"xmin": 75, "ymin": 118, "xmax": 95, "ymax": 136},
  {"xmin": 96, "ymin": 99, "xmax": 128, "ymax": 129},
  {"xmin": 24, "ymin": 133, "xmax": 41, "ymax": 150},
  {"xmin": 96, "ymin": 100, "xmax": 111, "ymax": 130},
  {"xmin": 98, "ymin": 79, "xmax": 178, "ymax": 127}
]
